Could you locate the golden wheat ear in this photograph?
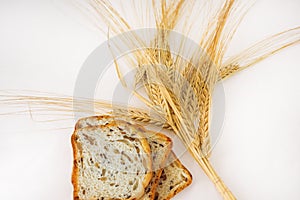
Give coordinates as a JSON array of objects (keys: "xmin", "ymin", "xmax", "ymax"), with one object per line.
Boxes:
[{"xmin": 219, "ymin": 26, "xmax": 300, "ymax": 80}]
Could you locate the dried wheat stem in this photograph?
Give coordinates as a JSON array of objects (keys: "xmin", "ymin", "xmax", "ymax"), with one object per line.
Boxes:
[
  {"xmin": 200, "ymin": 157, "xmax": 236, "ymax": 200},
  {"xmin": 170, "ymin": 115, "xmax": 236, "ymax": 200},
  {"xmin": 183, "ymin": 143, "xmax": 236, "ymax": 200}
]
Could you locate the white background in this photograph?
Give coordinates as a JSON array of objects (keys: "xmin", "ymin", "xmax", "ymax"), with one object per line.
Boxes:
[{"xmin": 0, "ymin": 0, "xmax": 300, "ymax": 199}]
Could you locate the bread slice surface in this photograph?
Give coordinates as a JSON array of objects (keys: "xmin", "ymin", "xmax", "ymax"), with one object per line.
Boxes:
[
  {"xmin": 154, "ymin": 152, "xmax": 192, "ymax": 200},
  {"xmin": 74, "ymin": 115, "xmax": 173, "ymax": 200},
  {"xmin": 72, "ymin": 120, "xmax": 152, "ymax": 200}
]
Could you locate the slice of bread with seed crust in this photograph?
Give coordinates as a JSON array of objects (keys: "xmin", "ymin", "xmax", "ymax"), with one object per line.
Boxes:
[
  {"xmin": 140, "ymin": 131, "xmax": 172, "ymax": 200},
  {"xmin": 74, "ymin": 115, "xmax": 173, "ymax": 200},
  {"xmin": 72, "ymin": 121, "xmax": 153, "ymax": 200},
  {"xmin": 154, "ymin": 152, "xmax": 192, "ymax": 200}
]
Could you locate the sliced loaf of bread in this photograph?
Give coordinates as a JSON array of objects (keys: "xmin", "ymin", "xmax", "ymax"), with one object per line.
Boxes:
[
  {"xmin": 154, "ymin": 152, "xmax": 193, "ymax": 200},
  {"xmin": 75, "ymin": 115, "xmax": 173, "ymax": 200},
  {"xmin": 72, "ymin": 120, "xmax": 153, "ymax": 200}
]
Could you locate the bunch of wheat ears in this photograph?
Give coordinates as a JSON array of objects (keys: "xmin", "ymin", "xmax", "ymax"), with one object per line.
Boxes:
[{"xmin": 1, "ymin": 0, "xmax": 300, "ymax": 199}]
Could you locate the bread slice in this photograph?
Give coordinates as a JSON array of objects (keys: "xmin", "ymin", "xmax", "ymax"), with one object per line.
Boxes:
[
  {"xmin": 72, "ymin": 120, "xmax": 153, "ymax": 200},
  {"xmin": 154, "ymin": 152, "xmax": 193, "ymax": 200},
  {"xmin": 73, "ymin": 115, "xmax": 173, "ymax": 200},
  {"xmin": 140, "ymin": 131, "xmax": 172, "ymax": 200}
]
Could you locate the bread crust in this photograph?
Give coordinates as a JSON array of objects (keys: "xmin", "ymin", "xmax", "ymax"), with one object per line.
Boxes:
[
  {"xmin": 71, "ymin": 133, "xmax": 80, "ymax": 200},
  {"xmin": 71, "ymin": 119, "xmax": 153, "ymax": 200}
]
